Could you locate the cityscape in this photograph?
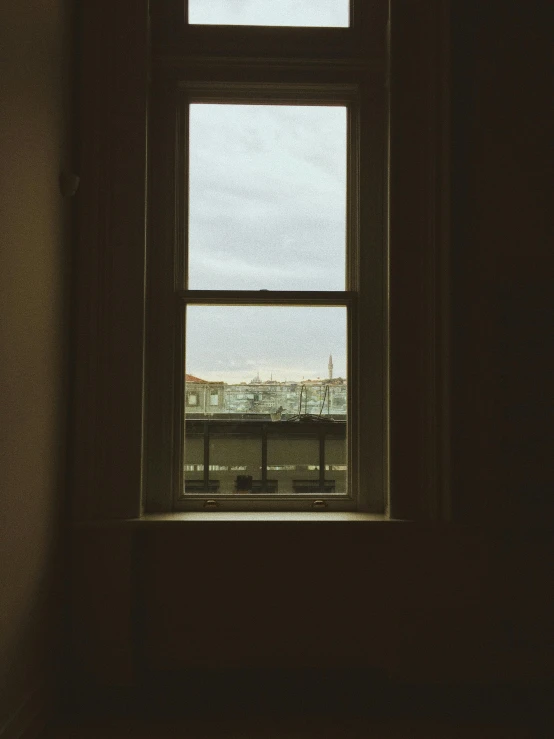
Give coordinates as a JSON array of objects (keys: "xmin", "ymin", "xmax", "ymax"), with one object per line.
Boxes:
[
  {"xmin": 183, "ymin": 355, "xmax": 347, "ymax": 494},
  {"xmin": 185, "ymin": 355, "xmax": 347, "ymax": 418}
]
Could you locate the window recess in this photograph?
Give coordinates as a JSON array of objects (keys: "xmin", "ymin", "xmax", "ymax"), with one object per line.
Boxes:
[
  {"xmin": 145, "ymin": 1, "xmax": 389, "ymax": 515},
  {"xmin": 146, "ymin": 77, "xmax": 386, "ymax": 513}
]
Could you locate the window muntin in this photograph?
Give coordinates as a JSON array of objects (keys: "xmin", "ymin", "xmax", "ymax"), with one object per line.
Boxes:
[
  {"xmin": 188, "ymin": 0, "xmax": 350, "ymax": 28},
  {"xmin": 188, "ymin": 103, "xmax": 347, "ymax": 291}
]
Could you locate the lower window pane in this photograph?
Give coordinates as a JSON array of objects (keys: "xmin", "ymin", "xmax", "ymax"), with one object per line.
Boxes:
[{"xmin": 183, "ymin": 305, "xmax": 347, "ymax": 496}]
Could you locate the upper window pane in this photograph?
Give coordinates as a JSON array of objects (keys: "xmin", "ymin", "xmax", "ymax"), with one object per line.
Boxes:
[
  {"xmin": 188, "ymin": 1, "xmax": 349, "ymax": 28},
  {"xmin": 188, "ymin": 104, "xmax": 347, "ymax": 290}
]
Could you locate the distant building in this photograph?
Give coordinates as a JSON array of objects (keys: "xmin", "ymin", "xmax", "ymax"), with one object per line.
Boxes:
[
  {"xmin": 185, "ymin": 375, "xmax": 346, "ymax": 417},
  {"xmin": 185, "ymin": 356, "xmax": 346, "ymax": 416},
  {"xmin": 185, "ymin": 374, "xmax": 224, "ymax": 413}
]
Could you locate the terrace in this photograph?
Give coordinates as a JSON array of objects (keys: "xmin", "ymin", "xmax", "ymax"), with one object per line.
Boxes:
[{"xmin": 184, "ymin": 416, "xmax": 347, "ymax": 496}]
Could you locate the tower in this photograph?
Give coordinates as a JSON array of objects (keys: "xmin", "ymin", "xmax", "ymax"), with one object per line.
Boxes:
[{"xmin": 328, "ymin": 354, "xmax": 333, "ymax": 380}]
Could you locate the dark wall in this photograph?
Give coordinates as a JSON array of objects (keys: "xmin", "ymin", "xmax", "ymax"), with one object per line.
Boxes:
[
  {"xmin": 0, "ymin": 0, "xmax": 72, "ymax": 731},
  {"xmin": 73, "ymin": 520, "xmax": 553, "ymax": 689},
  {"xmin": 70, "ymin": 0, "xmax": 553, "ymax": 696},
  {"xmin": 451, "ymin": 0, "xmax": 553, "ymax": 523}
]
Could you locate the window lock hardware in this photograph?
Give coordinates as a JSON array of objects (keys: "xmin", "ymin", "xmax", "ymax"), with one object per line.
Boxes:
[
  {"xmin": 203, "ymin": 499, "xmax": 219, "ymax": 509},
  {"xmin": 312, "ymin": 500, "xmax": 328, "ymax": 509}
]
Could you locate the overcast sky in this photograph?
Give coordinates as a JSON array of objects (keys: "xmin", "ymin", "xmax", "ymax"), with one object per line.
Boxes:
[
  {"xmin": 186, "ymin": 306, "xmax": 346, "ymax": 383},
  {"xmin": 187, "ymin": 104, "xmax": 347, "ymax": 383},
  {"xmin": 188, "ymin": 0, "xmax": 349, "ymax": 27}
]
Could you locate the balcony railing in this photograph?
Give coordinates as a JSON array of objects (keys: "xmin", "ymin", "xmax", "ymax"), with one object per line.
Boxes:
[{"xmin": 184, "ymin": 417, "xmax": 347, "ymax": 495}]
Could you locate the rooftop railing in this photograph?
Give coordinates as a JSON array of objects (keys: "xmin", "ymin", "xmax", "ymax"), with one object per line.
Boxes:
[{"xmin": 184, "ymin": 417, "xmax": 347, "ymax": 495}]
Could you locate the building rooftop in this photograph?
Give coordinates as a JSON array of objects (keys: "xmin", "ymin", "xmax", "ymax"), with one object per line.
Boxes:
[{"xmin": 185, "ymin": 374, "xmax": 208, "ymax": 383}]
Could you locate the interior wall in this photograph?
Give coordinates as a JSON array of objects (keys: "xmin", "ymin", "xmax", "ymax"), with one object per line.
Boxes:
[
  {"xmin": 450, "ymin": 0, "xmax": 553, "ymax": 523},
  {"xmin": 0, "ymin": 0, "xmax": 72, "ymax": 731},
  {"xmin": 143, "ymin": 522, "xmax": 553, "ymax": 681},
  {"xmin": 69, "ymin": 0, "xmax": 553, "ymax": 696},
  {"xmin": 70, "ymin": 521, "xmax": 553, "ymax": 691}
]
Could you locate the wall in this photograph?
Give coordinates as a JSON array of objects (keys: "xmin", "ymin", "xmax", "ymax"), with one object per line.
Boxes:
[
  {"xmin": 72, "ymin": 522, "xmax": 552, "ymax": 685},
  {"xmin": 0, "ymin": 0, "xmax": 72, "ymax": 733},
  {"xmin": 70, "ymin": 0, "xmax": 553, "ymax": 700},
  {"xmin": 451, "ymin": 0, "xmax": 553, "ymax": 523}
]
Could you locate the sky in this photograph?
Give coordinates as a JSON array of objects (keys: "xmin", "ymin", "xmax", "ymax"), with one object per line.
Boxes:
[
  {"xmin": 186, "ymin": 305, "xmax": 347, "ymax": 384},
  {"xmin": 188, "ymin": 0, "xmax": 349, "ymax": 27},
  {"xmin": 186, "ymin": 102, "xmax": 347, "ymax": 383}
]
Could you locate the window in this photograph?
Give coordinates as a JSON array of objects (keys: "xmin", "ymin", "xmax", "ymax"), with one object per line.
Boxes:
[
  {"xmin": 179, "ymin": 92, "xmax": 358, "ymax": 511},
  {"xmin": 145, "ymin": 0, "xmax": 387, "ymax": 512}
]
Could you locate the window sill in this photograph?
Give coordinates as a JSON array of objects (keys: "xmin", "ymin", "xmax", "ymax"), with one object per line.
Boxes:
[{"xmin": 74, "ymin": 511, "xmax": 404, "ymax": 526}]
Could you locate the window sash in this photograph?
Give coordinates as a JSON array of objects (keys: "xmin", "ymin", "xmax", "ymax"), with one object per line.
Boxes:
[
  {"xmin": 177, "ymin": 86, "xmax": 360, "ymax": 292},
  {"xmin": 178, "ymin": 294, "xmax": 356, "ymax": 510}
]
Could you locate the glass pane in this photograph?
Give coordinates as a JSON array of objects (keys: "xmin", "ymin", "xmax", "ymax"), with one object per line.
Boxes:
[
  {"xmin": 188, "ymin": 1, "xmax": 349, "ymax": 28},
  {"xmin": 183, "ymin": 306, "xmax": 347, "ymax": 495},
  {"xmin": 188, "ymin": 104, "xmax": 347, "ymax": 290},
  {"xmin": 184, "ymin": 427, "xmax": 262, "ymax": 494}
]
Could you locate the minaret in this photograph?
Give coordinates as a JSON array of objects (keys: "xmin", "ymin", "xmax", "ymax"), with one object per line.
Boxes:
[{"xmin": 328, "ymin": 354, "xmax": 333, "ymax": 380}]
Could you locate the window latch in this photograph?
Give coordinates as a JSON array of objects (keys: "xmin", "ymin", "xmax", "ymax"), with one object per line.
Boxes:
[
  {"xmin": 203, "ymin": 499, "xmax": 219, "ymax": 509},
  {"xmin": 312, "ymin": 500, "xmax": 328, "ymax": 509}
]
